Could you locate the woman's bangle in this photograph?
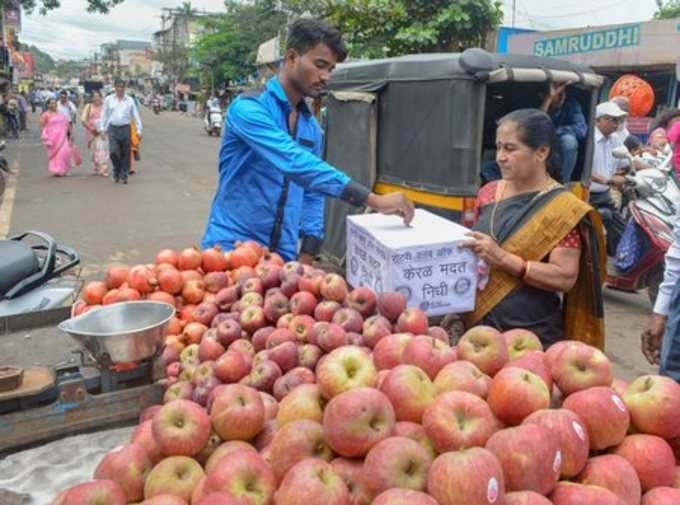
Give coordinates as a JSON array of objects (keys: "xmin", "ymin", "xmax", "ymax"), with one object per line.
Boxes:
[{"xmin": 523, "ymin": 261, "xmax": 533, "ymax": 282}]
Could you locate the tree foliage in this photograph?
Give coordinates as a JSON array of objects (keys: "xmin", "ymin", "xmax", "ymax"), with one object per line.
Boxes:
[
  {"xmin": 27, "ymin": 44, "xmax": 55, "ymax": 74},
  {"xmin": 2, "ymin": 0, "xmax": 124, "ymax": 14},
  {"xmin": 654, "ymin": 0, "xmax": 680, "ymax": 19}
]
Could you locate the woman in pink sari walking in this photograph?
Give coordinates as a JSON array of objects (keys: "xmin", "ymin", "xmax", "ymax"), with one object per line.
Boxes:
[
  {"xmin": 40, "ymin": 98, "xmax": 72, "ymax": 176},
  {"xmin": 81, "ymin": 91, "xmax": 109, "ymax": 176}
]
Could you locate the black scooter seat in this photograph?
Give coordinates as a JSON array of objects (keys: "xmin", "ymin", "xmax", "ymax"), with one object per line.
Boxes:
[{"xmin": 0, "ymin": 240, "xmax": 39, "ymax": 297}]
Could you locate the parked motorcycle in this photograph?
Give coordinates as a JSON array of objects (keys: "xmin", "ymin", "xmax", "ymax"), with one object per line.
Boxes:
[
  {"xmin": 204, "ymin": 105, "xmax": 223, "ymax": 136},
  {"xmin": 0, "ymin": 232, "xmax": 80, "ymax": 318},
  {"xmin": 606, "ymin": 146, "xmax": 678, "ymax": 304}
]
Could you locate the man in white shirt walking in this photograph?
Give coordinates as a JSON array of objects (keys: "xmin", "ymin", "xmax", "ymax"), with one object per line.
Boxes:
[
  {"xmin": 642, "ymin": 204, "xmax": 680, "ymax": 381},
  {"xmin": 589, "ymin": 101, "xmax": 630, "ymax": 256},
  {"xmin": 102, "ymin": 79, "xmax": 143, "ymax": 184},
  {"xmin": 57, "ymin": 90, "xmax": 78, "ymax": 126}
]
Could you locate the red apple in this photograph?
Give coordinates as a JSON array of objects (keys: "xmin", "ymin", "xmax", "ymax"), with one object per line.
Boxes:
[
  {"xmin": 642, "ymin": 487, "xmax": 680, "ymax": 505},
  {"xmin": 612, "ymin": 378, "xmax": 629, "ymax": 397},
  {"xmin": 364, "ymin": 436, "xmax": 433, "ymax": 495},
  {"xmin": 263, "ymin": 292, "xmax": 290, "ymax": 323},
  {"xmin": 195, "ymin": 492, "xmax": 242, "ymax": 505},
  {"xmin": 259, "ymin": 391, "xmax": 278, "ymax": 420},
  {"xmin": 320, "ymin": 273, "xmax": 349, "ymax": 302},
  {"xmin": 214, "ymin": 319, "xmax": 242, "ymax": 347},
  {"xmin": 290, "ymin": 291, "xmax": 318, "ymax": 316},
  {"xmin": 163, "ymin": 381, "xmax": 193, "ymax": 405},
  {"xmin": 242, "ymin": 276, "xmax": 264, "ymax": 295},
  {"xmin": 503, "ymin": 329, "xmax": 543, "ymax": 360},
  {"xmin": 487, "ymin": 367, "xmax": 550, "ymax": 425},
  {"xmin": 562, "ymin": 386, "xmax": 630, "ymax": 450},
  {"xmin": 204, "ymin": 441, "xmax": 257, "ymax": 473},
  {"xmin": 265, "ymin": 328, "xmax": 296, "ymax": 348},
  {"xmin": 195, "ymin": 430, "xmax": 222, "ymax": 466},
  {"xmin": 345, "ymin": 287, "xmax": 378, "ymax": 318},
  {"xmin": 379, "ymin": 364, "xmax": 436, "ymax": 422},
  {"xmin": 191, "ymin": 361, "xmax": 217, "ymax": 386},
  {"xmin": 330, "ymin": 458, "xmax": 372, "ymax": 505},
  {"xmin": 377, "ymin": 291, "xmax": 406, "ymax": 323},
  {"xmin": 504, "ymin": 491, "xmax": 553, "ymax": 505},
  {"xmin": 277, "ymin": 383, "xmax": 325, "ymax": 426},
  {"xmin": 427, "ymin": 447, "xmax": 505, "ymax": 505},
  {"xmin": 289, "ymin": 314, "xmax": 315, "ymax": 342},
  {"xmin": 396, "ymin": 307, "xmax": 428, "ymax": 335},
  {"xmin": 298, "ymin": 344, "xmax": 323, "ymax": 369},
  {"xmin": 372, "ymin": 333, "xmax": 412, "ymax": 370},
  {"xmin": 139, "ymin": 494, "xmax": 188, "ymax": 505},
  {"xmin": 363, "ymin": 315, "xmax": 393, "ymax": 348},
  {"xmin": 61, "ymin": 480, "xmax": 127, "ymax": 505},
  {"xmin": 140, "ymin": 405, "xmax": 162, "ymax": 423},
  {"xmin": 240, "ymin": 291, "xmax": 263, "ymax": 308},
  {"xmin": 549, "ymin": 341, "xmax": 613, "ymax": 395},
  {"xmin": 273, "ymin": 367, "xmax": 316, "ymax": 401},
  {"xmin": 267, "ymin": 341, "xmax": 298, "ymax": 372},
  {"xmin": 502, "ymin": 351, "xmax": 552, "ymax": 391},
  {"xmin": 144, "ymin": 456, "xmax": 204, "ymax": 503},
  {"xmin": 202, "ymin": 450, "xmax": 276, "ymax": 504},
  {"xmin": 193, "ymin": 302, "xmax": 219, "ymax": 327},
  {"xmin": 215, "ymin": 286, "xmax": 240, "ymax": 311},
  {"xmin": 314, "ymin": 300, "xmax": 342, "ymax": 322},
  {"xmin": 239, "ymin": 360, "xmax": 282, "ymax": 392},
  {"xmin": 332, "ymin": 307, "xmax": 364, "ymax": 333},
  {"xmin": 576, "ymin": 454, "xmax": 641, "ymax": 505},
  {"xmin": 428, "ymin": 326, "xmax": 450, "ymax": 344},
  {"xmin": 612, "ymin": 434, "xmax": 676, "ymax": 491},
  {"xmin": 228, "ymin": 339, "xmax": 255, "ymax": 363},
  {"xmin": 214, "ymin": 350, "xmax": 251, "ymax": 384},
  {"xmin": 457, "ymin": 325, "xmax": 509, "ymax": 376},
  {"xmin": 317, "ymin": 345, "xmax": 377, "ymax": 399},
  {"xmin": 393, "ymin": 421, "xmax": 437, "ymax": 458},
  {"xmin": 314, "ymin": 322, "xmax": 349, "ymax": 352},
  {"xmin": 298, "ymin": 270, "xmax": 324, "ymax": 296},
  {"xmin": 254, "ymin": 419, "xmax": 277, "ymax": 451},
  {"xmin": 240, "ymin": 305, "xmax": 267, "ymax": 334},
  {"xmin": 522, "ymin": 408, "xmax": 590, "ymax": 478},
  {"xmin": 624, "ymin": 375, "xmax": 680, "ymax": 440},
  {"xmin": 166, "ymin": 362, "xmax": 181, "ymax": 378},
  {"xmin": 275, "ymin": 458, "xmax": 349, "ymax": 505},
  {"xmin": 434, "ymin": 360, "xmax": 490, "ymax": 398},
  {"xmin": 258, "ymin": 263, "xmax": 282, "ymax": 290},
  {"xmin": 486, "ymin": 424, "xmax": 560, "ymax": 495},
  {"xmin": 322, "ymin": 387, "xmax": 395, "ymax": 457},
  {"xmin": 210, "ymin": 384, "xmax": 265, "ymax": 441},
  {"xmin": 130, "ymin": 420, "xmax": 163, "ymax": 465},
  {"xmin": 252, "ymin": 326, "xmax": 275, "ymax": 351},
  {"xmin": 94, "ymin": 444, "xmax": 151, "ymax": 502},
  {"xmin": 269, "ymin": 419, "xmax": 334, "ymax": 481},
  {"xmin": 372, "ymin": 489, "xmax": 438, "ymax": 504},
  {"xmin": 550, "ymin": 482, "xmax": 622, "ymax": 505},
  {"xmin": 152, "ymin": 399, "xmax": 211, "ymax": 457},
  {"xmin": 402, "ymin": 335, "xmax": 457, "ymax": 379},
  {"xmin": 422, "ymin": 391, "xmax": 500, "ymax": 453}
]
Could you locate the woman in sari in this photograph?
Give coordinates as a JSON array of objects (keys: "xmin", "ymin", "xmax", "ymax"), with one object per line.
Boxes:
[
  {"xmin": 463, "ymin": 109, "xmax": 605, "ymax": 349},
  {"xmin": 40, "ymin": 98, "xmax": 72, "ymax": 177},
  {"xmin": 81, "ymin": 91, "xmax": 109, "ymax": 176}
]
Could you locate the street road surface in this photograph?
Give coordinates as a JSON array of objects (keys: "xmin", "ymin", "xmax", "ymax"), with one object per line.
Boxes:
[{"xmin": 0, "ymin": 107, "xmax": 658, "ymax": 380}]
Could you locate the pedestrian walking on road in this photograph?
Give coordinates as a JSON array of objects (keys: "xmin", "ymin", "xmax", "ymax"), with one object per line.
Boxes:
[
  {"xmin": 101, "ymin": 79, "xmax": 143, "ymax": 184},
  {"xmin": 16, "ymin": 91, "xmax": 28, "ymax": 131},
  {"xmin": 40, "ymin": 98, "xmax": 72, "ymax": 177},
  {"xmin": 81, "ymin": 91, "xmax": 109, "ymax": 176}
]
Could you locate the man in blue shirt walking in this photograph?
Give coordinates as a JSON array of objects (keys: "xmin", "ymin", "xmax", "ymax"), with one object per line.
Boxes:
[{"xmin": 202, "ymin": 18, "xmax": 413, "ymax": 263}]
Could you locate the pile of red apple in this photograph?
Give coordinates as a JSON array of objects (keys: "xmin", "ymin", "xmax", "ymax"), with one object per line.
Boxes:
[{"xmin": 55, "ymin": 242, "xmax": 680, "ymax": 505}]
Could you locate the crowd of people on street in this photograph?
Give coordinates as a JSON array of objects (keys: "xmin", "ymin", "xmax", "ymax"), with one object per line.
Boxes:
[{"xmin": 33, "ymin": 79, "xmax": 143, "ymax": 182}]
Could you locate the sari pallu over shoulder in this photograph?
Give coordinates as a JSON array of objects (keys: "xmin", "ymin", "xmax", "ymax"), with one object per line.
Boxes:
[{"xmin": 465, "ymin": 185, "xmax": 606, "ymax": 350}]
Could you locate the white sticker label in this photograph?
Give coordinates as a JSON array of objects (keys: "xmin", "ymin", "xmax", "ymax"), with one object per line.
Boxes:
[
  {"xmin": 553, "ymin": 450, "xmax": 562, "ymax": 473},
  {"xmin": 572, "ymin": 420, "xmax": 586, "ymax": 441},
  {"xmin": 612, "ymin": 394, "xmax": 626, "ymax": 413},
  {"xmin": 487, "ymin": 477, "xmax": 499, "ymax": 503}
]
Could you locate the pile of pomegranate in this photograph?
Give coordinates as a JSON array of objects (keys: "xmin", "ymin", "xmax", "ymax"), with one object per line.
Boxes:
[{"xmin": 55, "ymin": 242, "xmax": 680, "ymax": 505}]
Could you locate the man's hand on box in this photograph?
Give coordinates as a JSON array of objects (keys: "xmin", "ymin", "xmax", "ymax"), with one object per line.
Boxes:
[{"xmin": 366, "ymin": 192, "xmax": 415, "ymax": 225}]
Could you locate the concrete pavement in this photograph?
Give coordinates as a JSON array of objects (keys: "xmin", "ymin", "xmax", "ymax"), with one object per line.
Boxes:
[{"xmin": 0, "ymin": 106, "xmax": 658, "ymax": 380}]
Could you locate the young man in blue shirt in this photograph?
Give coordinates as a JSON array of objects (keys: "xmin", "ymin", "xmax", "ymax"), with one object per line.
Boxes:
[{"xmin": 202, "ymin": 18, "xmax": 413, "ymax": 263}]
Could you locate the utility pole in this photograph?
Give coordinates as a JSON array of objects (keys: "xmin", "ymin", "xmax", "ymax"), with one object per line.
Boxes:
[{"xmin": 512, "ymin": 0, "xmax": 516, "ymax": 27}]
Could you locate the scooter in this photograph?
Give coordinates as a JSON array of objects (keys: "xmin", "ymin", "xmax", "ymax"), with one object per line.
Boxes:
[
  {"xmin": 152, "ymin": 97, "xmax": 161, "ymax": 115},
  {"xmin": 606, "ymin": 146, "xmax": 678, "ymax": 305},
  {"xmin": 204, "ymin": 105, "xmax": 223, "ymax": 136},
  {"xmin": 0, "ymin": 231, "xmax": 81, "ymax": 319}
]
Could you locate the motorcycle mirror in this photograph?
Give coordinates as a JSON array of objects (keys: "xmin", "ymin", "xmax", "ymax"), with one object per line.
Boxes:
[{"xmin": 612, "ymin": 146, "xmax": 630, "ymax": 159}]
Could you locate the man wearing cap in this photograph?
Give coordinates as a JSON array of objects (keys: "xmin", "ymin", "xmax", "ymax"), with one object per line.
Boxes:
[
  {"xmin": 102, "ymin": 79, "xmax": 143, "ymax": 184},
  {"xmin": 589, "ymin": 101, "xmax": 630, "ymax": 256}
]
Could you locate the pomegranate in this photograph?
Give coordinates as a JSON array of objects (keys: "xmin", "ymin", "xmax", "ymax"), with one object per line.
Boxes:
[
  {"xmin": 204, "ymin": 271, "xmax": 230, "ymax": 293},
  {"xmin": 193, "ymin": 302, "xmax": 219, "ymax": 326},
  {"xmin": 127, "ymin": 265, "xmax": 157, "ymax": 294},
  {"xmin": 104, "ymin": 264, "xmax": 129, "ymax": 289},
  {"xmin": 182, "ymin": 279, "xmax": 206, "ymax": 304},
  {"xmin": 147, "ymin": 291, "xmax": 176, "ymax": 307},
  {"xmin": 201, "ymin": 246, "xmax": 228, "ymax": 272},
  {"xmin": 82, "ymin": 281, "xmax": 108, "ymax": 305},
  {"xmin": 240, "ymin": 240, "xmax": 265, "ymax": 257},
  {"xmin": 118, "ymin": 287, "xmax": 141, "ymax": 301},
  {"xmin": 181, "ymin": 269, "xmax": 203, "ymax": 283},
  {"xmin": 183, "ymin": 322, "xmax": 208, "ymax": 345},
  {"xmin": 71, "ymin": 300, "xmax": 89, "ymax": 316},
  {"xmin": 167, "ymin": 317, "xmax": 183, "ymax": 335},
  {"xmin": 261, "ymin": 251, "xmax": 285, "ymax": 266},
  {"xmin": 165, "ymin": 335, "xmax": 185, "ymax": 353},
  {"xmin": 155, "ymin": 249, "xmax": 179, "ymax": 267},
  {"xmin": 161, "ymin": 346, "xmax": 179, "ymax": 365},
  {"xmin": 102, "ymin": 289, "xmax": 122, "ymax": 305},
  {"xmin": 231, "ymin": 246, "xmax": 259, "ymax": 269},
  {"xmin": 177, "ymin": 246, "xmax": 202, "ymax": 271},
  {"xmin": 157, "ymin": 268, "xmax": 184, "ymax": 294},
  {"xmin": 232, "ymin": 266, "xmax": 257, "ymax": 285},
  {"xmin": 203, "ymin": 292, "xmax": 217, "ymax": 304},
  {"xmin": 179, "ymin": 304, "xmax": 198, "ymax": 322}
]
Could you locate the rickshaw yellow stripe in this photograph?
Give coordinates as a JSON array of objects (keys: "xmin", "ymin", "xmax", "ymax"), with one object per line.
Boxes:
[{"xmin": 373, "ymin": 183, "xmax": 464, "ymax": 211}]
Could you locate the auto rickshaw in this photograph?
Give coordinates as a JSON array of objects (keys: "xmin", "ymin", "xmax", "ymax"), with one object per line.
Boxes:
[{"xmin": 319, "ymin": 48, "xmax": 604, "ymax": 263}]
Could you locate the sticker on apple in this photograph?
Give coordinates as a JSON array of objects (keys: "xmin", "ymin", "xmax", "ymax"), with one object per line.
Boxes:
[
  {"xmin": 487, "ymin": 477, "xmax": 499, "ymax": 503},
  {"xmin": 553, "ymin": 450, "xmax": 562, "ymax": 473},
  {"xmin": 572, "ymin": 420, "xmax": 586, "ymax": 441},
  {"xmin": 611, "ymin": 394, "xmax": 626, "ymax": 412}
]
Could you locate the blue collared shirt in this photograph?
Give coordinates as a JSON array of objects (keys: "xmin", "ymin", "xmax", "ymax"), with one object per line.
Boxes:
[
  {"xmin": 201, "ymin": 77, "xmax": 351, "ymax": 260},
  {"xmin": 551, "ymin": 96, "xmax": 587, "ymax": 142}
]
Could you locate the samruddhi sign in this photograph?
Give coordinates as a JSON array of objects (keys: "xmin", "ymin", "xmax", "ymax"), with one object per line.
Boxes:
[
  {"xmin": 507, "ymin": 18, "xmax": 680, "ymax": 68},
  {"xmin": 533, "ymin": 25, "xmax": 640, "ymax": 58}
]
